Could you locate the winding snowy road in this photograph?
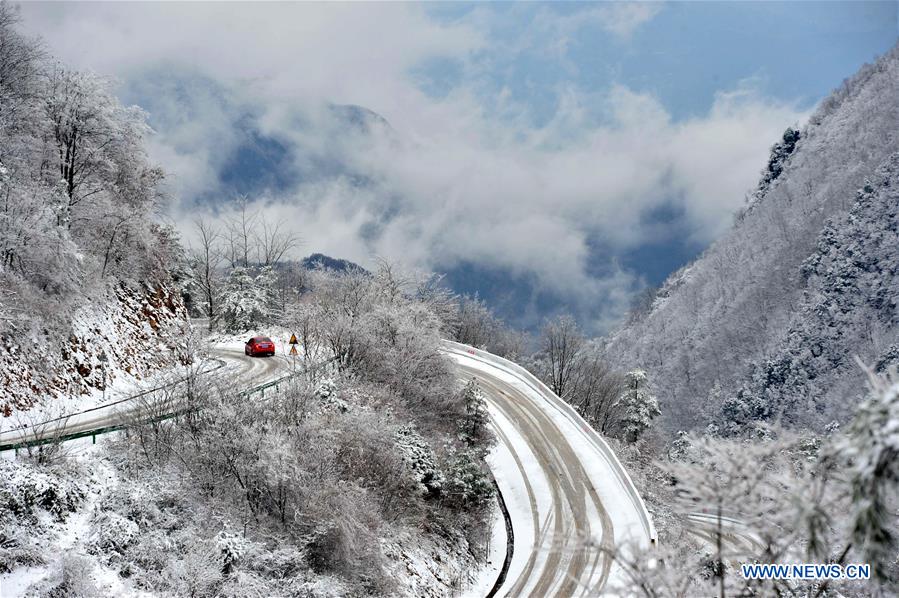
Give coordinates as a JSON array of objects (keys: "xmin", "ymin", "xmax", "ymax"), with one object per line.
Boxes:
[
  {"xmin": 0, "ymin": 348, "xmax": 291, "ymax": 452},
  {"xmin": 443, "ymin": 342, "xmax": 656, "ymax": 597},
  {"xmin": 1, "ymin": 340, "xmax": 656, "ymax": 597}
]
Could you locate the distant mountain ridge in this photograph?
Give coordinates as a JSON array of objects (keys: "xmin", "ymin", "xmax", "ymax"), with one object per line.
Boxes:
[
  {"xmin": 606, "ymin": 44, "xmax": 899, "ymax": 435},
  {"xmin": 301, "ymin": 253, "xmax": 366, "ymax": 273}
]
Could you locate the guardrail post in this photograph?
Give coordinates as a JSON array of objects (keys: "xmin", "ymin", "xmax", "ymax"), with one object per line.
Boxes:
[{"xmin": 92, "ymin": 433, "xmax": 96, "ymax": 445}]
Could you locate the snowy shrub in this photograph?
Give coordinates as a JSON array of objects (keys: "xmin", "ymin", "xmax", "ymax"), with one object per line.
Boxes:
[
  {"xmin": 216, "ymin": 529, "xmax": 248, "ymax": 575},
  {"xmin": 0, "ymin": 526, "xmax": 46, "ymax": 573},
  {"xmin": 304, "ymin": 486, "xmax": 389, "ymax": 593},
  {"xmin": 316, "ymin": 377, "xmax": 348, "ymax": 412},
  {"xmin": 316, "ymin": 377, "xmax": 337, "ymax": 399},
  {"xmin": 0, "ymin": 461, "xmax": 85, "ymax": 523},
  {"xmin": 394, "ymin": 425, "xmax": 444, "ymax": 498},
  {"xmin": 23, "ymin": 554, "xmax": 101, "ymax": 598},
  {"xmin": 667, "ymin": 430, "xmax": 695, "ymax": 462},
  {"xmin": 281, "ymin": 573, "xmax": 352, "ymax": 598},
  {"xmin": 88, "ymin": 512, "xmax": 139, "ymax": 555},
  {"xmin": 217, "ymin": 570, "xmax": 273, "ymax": 598},
  {"xmin": 244, "ymin": 544, "xmax": 307, "ymax": 579},
  {"xmin": 444, "ymin": 450, "xmax": 494, "ymax": 508},
  {"xmin": 160, "ymin": 542, "xmax": 224, "ymax": 598}
]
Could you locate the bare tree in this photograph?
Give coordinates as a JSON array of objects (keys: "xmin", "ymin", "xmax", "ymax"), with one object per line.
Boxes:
[
  {"xmin": 224, "ymin": 195, "xmax": 257, "ymax": 268},
  {"xmin": 190, "ymin": 218, "xmax": 222, "ymax": 327},
  {"xmin": 540, "ymin": 314, "xmax": 585, "ymax": 400},
  {"xmin": 254, "ymin": 216, "xmax": 301, "ymax": 267},
  {"xmin": 569, "ymin": 349, "xmax": 624, "ymax": 435}
]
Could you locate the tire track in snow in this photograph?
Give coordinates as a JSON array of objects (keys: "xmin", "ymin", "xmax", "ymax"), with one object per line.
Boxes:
[{"xmin": 456, "ymin": 363, "xmax": 615, "ymax": 596}]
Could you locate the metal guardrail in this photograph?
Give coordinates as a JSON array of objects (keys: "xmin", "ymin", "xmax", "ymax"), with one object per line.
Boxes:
[
  {"xmin": 0, "ymin": 355, "xmax": 338, "ymax": 453},
  {"xmin": 0, "ymin": 358, "xmax": 228, "ymax": 439}
]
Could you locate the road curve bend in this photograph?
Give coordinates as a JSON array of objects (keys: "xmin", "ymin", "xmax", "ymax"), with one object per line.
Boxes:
[
  {"xmin": 0, "ymin": 349, "xmax": 289, "ymax": 452},
  {"xmin": 442, "ymin": 341, "xmax": 656, "ymax": 597}
]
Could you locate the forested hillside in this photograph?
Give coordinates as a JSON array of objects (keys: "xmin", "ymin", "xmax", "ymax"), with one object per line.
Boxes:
[
  {"xmin": 0, "ymin": 5, "xmax": 187, "ymax": 413},
  {"xmin": 606, "ymin": 43, "xmax": 899, "ymax": 435}
]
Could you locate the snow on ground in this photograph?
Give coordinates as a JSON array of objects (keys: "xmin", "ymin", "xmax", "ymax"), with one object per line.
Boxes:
[
  {"xmin": 445, "ymin": 344, "xmax": 656, "ymax": 594},
  {"xmin": 382, "ymin": 525, "xmax": 496, "ymax": 598},
  {"xmin": 0, "ymin": 446, "xmax": 152, "ymax": 598},
  {"xmin": 1, "ymin": 317, "xmax": 215, "ymax": 435},
  {"xmin": 480, "ymin": 401, "xmax": 549, "ymax": 592},
  {"xmin": 460, "ymin": 449, "xmax": 510, "ymax": 598}
]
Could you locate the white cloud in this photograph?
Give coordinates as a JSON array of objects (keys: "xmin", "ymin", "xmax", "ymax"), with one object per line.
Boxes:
[
  {"xmin": 596, "ymin": 3, "xmax": 663, "ymax": 39},
  {"xmin": 530, "ymin": 1, "xmax": 662, "ymax": 53},
  {"xmin": 19, "ymin": 3, "xmax": 807, "ymax": 331}
]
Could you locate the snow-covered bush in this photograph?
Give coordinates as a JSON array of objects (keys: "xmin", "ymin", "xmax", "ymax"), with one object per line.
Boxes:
[
  {"xmin": 316, "ymin": 377, "xmax": 338, "ymax": 399},
  {"xmin": 88, "ymin": 511, "xmax": 140, "ymax": 555},
  {"xmin": 216, "ymin": 529, "xmax": 248, "ymax": 575},
  {"xmin": 394, "ymin": 425, "xmax": 444, "ymax": 498},
  {"xmin": 0, "ymin": 525, "xmax": 46, "ymax": 573},
  {"xmin": 315, "ymin": 377, "xmax": 349, "ymax": 413},
  {"xmin": 444, "ymin": 450, "xmax": 494, "ymax": 508},
  {"xmin": 160, "ymin": 542, "xmax": 224, "ymax": 598},
  {"xmin": 0, "ymin": 460, "xmax": 86, "ymax": 523}
]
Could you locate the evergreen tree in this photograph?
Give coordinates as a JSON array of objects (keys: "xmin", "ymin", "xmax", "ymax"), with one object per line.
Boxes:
[
  {"xmin": 394, "ymin": 425, "xmax": 444, "ymax": 498},
  {"xmin": 458, "ymin": 378, "xmax": 490, "ymax": 450},
  {"xmin": 616, "ymin": 369, "xmax": 661, "ymax": 442}
]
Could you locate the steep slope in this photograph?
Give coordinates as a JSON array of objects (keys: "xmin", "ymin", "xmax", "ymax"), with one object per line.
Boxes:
[
  {"xmin": 0, "ymin": 8, "xmax": 190, "ymax": 417},
  {"xmin": 606, "ymin": 44, "xmax": 899, "ymax": 434},
  {"xmin": 0, "ymin": 283, "xmax": 189, "ymax": 416}
]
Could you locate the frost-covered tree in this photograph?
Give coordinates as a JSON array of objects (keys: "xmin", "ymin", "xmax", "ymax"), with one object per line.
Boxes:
[
  {"xmin": 458, "ymin": 378, "xmax": 490, "ymax": 449},
  {"xmin": 394, "ymin": 424, "xmax": 444, "ymax": 499},
  {"xmin": 186, "ymin": 218, "xmax": 223, "ymax": 325},
  {"xmin": 217, "ymin": 266, "xmax": 277, "ymax": 332},
  {"xmin": 568, "ymin": 346, "xmax": 624, "ymax": 435},
  {"xmin": 832, "ymin": 368, "xmax": 899, "ymax": 575},
  {"xmin": 616, "ymin": 369, "xmax": 660, "ymax": 442},
  {"xmin": 616, "ymin": 367, "xmax": 899, "ymax": 597},
  {"xmin": 0, "ymin": 6, "xmax": 189, "ymax": 411}
]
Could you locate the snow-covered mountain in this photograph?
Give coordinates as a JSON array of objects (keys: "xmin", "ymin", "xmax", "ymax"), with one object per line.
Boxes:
[
  {"xmin": 300, "ymin": 253, "xmax": 366, "ymax": 273},
  {"xmin": 606, "ymin": 44, "xmax": 899, "ymax": 435}
]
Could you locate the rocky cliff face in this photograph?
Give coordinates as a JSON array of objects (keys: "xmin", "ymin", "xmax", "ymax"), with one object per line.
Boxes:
[{"xmin": 1, "ymin": 284, "xmax": 189, "ymax": 416}]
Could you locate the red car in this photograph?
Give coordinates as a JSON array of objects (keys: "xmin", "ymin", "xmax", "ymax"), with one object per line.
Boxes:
[{"xmin": 245, "ymin": 336, "xmax": 275, "ymax": 357}]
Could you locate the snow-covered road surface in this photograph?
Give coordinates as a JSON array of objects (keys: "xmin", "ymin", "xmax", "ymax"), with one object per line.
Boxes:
[
  {"xmin": 2, "ymin": 338, "xmax": 655, "ymax": 597},
  {"xmin": 442, "ymin": 341, "xmax": 656, "ymax": 597},
  {"xmin": 0, "ymin": 349, "xmax": 290, "ymax": 452}
]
